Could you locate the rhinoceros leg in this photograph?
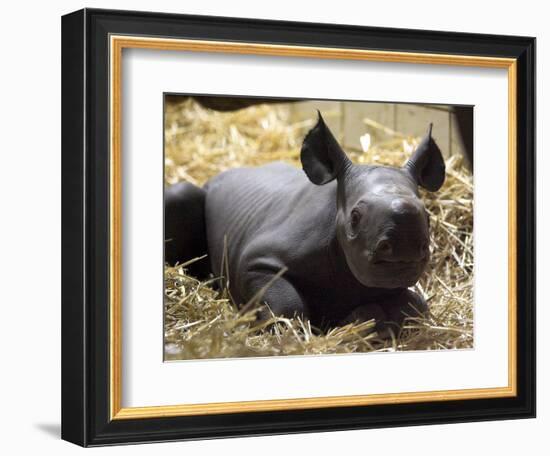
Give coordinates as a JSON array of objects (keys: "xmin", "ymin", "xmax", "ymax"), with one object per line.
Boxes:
[
  {"xmin": 339, "ymin": 303, "xmax": 387, "ymax": 330},
  {"xmin": 164, "ymin": 182, "xmax": 211, "ymax": 278},
  {"xmin": 384, "ymin": 290, "xmax": 428, "ymax": 325},
  {"xmin": 340, "ymin": 290, "xmax": 428, "ymax": 338},
  {"xmin": 380, "ymin": 289, "xmax": 428, "ymax": 337},
  {"xmin": 241, "ymin": 271, "xmax": 307, "ymax": 321}
]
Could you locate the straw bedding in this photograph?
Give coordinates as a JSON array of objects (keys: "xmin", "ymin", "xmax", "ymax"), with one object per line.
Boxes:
[{"xmin": 164, "ymin": 98, "xmax": 473, "ymax": 360}]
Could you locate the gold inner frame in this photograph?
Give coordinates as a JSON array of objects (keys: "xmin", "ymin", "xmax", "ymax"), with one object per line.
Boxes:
[{"xmin": 109, "ymin": 35, "xmax": 518, "ymax": 420}]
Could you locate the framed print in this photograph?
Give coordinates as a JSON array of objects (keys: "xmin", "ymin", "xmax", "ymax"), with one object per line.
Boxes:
[{"xmin": 61, "ymin": 8, "xmax": 536, "ymax": 447}]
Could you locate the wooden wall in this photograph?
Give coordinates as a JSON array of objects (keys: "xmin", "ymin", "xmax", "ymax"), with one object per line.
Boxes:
[{"xmin": 289, "ymin": 100, "xmax": 468, "ymax": 158}]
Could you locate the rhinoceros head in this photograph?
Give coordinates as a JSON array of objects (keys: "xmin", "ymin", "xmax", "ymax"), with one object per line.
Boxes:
[{"xmin": 301, "ymin": 112, "xmax": 445, "ymax": 289}]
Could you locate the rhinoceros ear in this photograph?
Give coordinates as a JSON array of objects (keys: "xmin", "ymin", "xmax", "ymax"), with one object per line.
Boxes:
[
  {"xmin": 404, "ymin": 124, "xmax": 446, "ymax": 192},
  {"xmin": 301, "ymin": 111, "xmax": 351, "ymax": 185}
]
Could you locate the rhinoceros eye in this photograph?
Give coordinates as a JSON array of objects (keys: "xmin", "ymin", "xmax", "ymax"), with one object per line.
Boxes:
[{"xmin": 350, "ymin": 209, "xmax": 362, "ymax": 229}]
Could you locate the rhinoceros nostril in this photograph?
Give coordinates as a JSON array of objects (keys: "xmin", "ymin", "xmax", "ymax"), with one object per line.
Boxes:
[{"xmin": 375, "ymin": 240, "xmax": 393, "ymax": 257}]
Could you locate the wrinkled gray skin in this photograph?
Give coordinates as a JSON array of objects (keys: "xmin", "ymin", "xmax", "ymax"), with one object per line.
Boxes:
[{"xmin": 165, "ymin": 113, "xmax": 445, "ymax": 335}]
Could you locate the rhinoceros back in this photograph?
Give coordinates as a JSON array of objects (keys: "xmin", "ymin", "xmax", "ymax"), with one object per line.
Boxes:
[{"xmin": 204, "ymin": 162, "xmax": 307, "ymax": 278}]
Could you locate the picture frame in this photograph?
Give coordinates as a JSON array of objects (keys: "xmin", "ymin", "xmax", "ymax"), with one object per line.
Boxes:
[{"xmin": 61, "ymin": 8, "xmax": 536, "ymax": 447}]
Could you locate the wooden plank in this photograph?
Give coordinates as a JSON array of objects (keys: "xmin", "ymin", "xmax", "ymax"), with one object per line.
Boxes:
[
  {"xmin": 342, "ymin": 102, "xmax": 395, "ymax": 149},
  {"xmin": 290, "ymin": 100, "xmax": 342, "ymax": 138},
  {"xmin": 396, "ymin": 104, "xmax": 451, "ymax": 157}
]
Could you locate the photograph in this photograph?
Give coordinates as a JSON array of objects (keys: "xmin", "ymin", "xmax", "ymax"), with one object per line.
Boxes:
[{"xmin": 163, "ymin": 95, "xmax": 474, "ymax": 360}]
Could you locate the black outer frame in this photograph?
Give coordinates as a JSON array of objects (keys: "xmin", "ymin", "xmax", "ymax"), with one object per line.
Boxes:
[{"xmin": 61, "ymin": 8, "xmax": 536, "ymax": 447}]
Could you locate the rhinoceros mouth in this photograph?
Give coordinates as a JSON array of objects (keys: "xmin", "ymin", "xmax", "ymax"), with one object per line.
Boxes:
[
  {"xmin": 373, "ymin": 259, "xmax": 423, "ymax": 266},
  {"xmin": 347, "ymin": 258, "xmax": 426, "ymax": 289}
]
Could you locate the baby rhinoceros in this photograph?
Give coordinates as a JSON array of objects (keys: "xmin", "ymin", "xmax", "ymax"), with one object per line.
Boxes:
[{"xmin": 165, "ymin": 112, "xmax": 445, "ymax": 336}]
